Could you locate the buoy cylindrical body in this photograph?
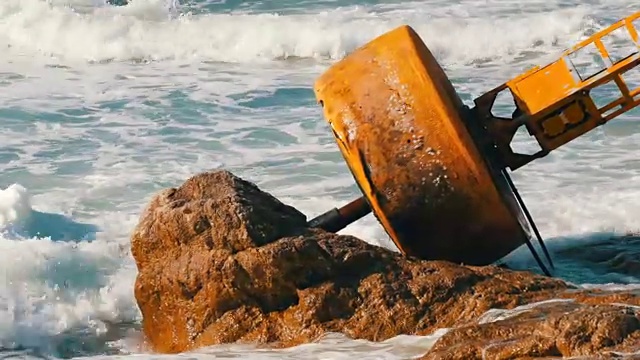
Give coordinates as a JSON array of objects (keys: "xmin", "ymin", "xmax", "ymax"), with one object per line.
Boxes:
[{"xmin": 313, "ymin": 25, "xmax": 531, "ymax": 265}]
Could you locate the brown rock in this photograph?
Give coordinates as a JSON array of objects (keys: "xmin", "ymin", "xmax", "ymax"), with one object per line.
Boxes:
[
  {"xmin": 422, "ymin": 300, "xmax": 640, "ymax": 359},
  {"xmin": 131, "ymin": 170, "xmax": 308, "ymax": 269},
  {"xmin": 131, "ymin": 170, "xmax": 640, "ymax": 357}
]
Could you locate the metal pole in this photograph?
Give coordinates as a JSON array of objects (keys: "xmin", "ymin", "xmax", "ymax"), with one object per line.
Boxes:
[{"xmin": 307, "ymin": 196, "xmax": 372, "ymax": 233}]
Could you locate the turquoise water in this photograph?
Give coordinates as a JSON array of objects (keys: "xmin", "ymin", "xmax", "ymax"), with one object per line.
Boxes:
[{"xmin": 0, "ymin": 0, "xmax": 639, "ymax": 358}]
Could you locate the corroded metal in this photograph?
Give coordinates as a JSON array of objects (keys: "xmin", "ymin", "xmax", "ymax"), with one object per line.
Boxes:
[
  {"xmin": 307, "ymin": 196, "xmax": 371, "ymax": 233},
  {"xmin": 313, "ymin": 25, "xmax": 531, "ymax": 266}
]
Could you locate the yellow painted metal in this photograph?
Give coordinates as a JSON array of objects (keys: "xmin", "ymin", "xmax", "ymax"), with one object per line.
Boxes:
[
  {"xmin": 313, "ymin": 25, "xmax": 531, "ymax": 266},
  {"xmin": 312, "ymin": 10, "xmax": 640, "ymax": 268},
  {"xmin": 474, "ymin": 11, "xmax": 640, "ymax": 170}
]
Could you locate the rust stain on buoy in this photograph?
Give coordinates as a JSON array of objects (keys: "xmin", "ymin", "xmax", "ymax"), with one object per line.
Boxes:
[{"xmin": 313, "ymin": 26, "xmax": 530, "ymax": 265}]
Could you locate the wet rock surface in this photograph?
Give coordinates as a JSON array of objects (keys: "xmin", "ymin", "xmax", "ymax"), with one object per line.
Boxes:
[
  {"xmin": 422, "ymin": 300, "xmax": 640, "ymax": 359},
  {"xmin": 131, "ymin": 170, "xmax": 640, "ymax": 357}
]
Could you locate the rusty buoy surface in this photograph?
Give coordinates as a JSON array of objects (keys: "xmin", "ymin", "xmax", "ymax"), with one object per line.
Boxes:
[{"xmin": 313, "ymin": 25, "xmax": 530, "ymax": 266}]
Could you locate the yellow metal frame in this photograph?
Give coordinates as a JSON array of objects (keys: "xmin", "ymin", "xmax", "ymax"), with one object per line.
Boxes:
[{"xmin": 474, "ymin": 11, "xmax": 640, "ymax": 170}]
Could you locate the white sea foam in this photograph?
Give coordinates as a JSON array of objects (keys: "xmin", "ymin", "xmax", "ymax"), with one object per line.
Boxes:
[
  {"xmin": 0, "ymin": 0, "xmax": 598, "ymax": 66},
  {"xmin": 0, "ymin": 184, "xmax": 139, "ymax": 354},
  {"xmin": 0, "ymin": 183, "xmax": 31, "ymax": 231}
]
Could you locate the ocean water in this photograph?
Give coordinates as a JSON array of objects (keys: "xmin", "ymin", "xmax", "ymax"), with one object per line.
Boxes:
[{"xmin": 0, "ymin": 0, "xmax": 639, "ymax": 358}]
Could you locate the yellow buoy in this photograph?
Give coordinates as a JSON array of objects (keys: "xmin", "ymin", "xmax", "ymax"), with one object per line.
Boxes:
[{"xmin": 307, "ymin": 11, "xmax": 640, "ymax": 274}]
